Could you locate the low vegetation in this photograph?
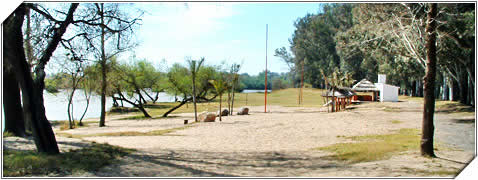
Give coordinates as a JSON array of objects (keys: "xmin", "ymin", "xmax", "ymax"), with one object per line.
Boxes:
[
  {"xmin": 390, "ymin": 120, "xmax": 402, "ymax": 124},
  {"xmin": 58, "ymin": 125, "xmax": 194, "ymax": 139},
  {"xmin": 399, "ymin": 96, "xmax": 475, "ymax": 116},
  {"xmin": 2, "ymin": 142, "xmax": 134, "ymax": 177},
  {"xmin": 316, "ymin": 129, "xmax": 420, "ymax": 163},
  {"xmin": 3, "ymin": 131, "xmax": 16, "ymax": 138}
]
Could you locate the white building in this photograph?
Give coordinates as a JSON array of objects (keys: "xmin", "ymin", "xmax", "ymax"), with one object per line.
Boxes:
[{"xmin": 375, "ymin": 74, "xmax": 400, "ymax": 102}]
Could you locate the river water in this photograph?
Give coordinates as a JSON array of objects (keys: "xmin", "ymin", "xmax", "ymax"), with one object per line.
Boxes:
[
  {"xmin": 2, "ymin": 89, "xmax": 260, "ymax": 127},
  {"xmin": 2, "ymin": 89, "xmax": 176, "ymax": 122}
]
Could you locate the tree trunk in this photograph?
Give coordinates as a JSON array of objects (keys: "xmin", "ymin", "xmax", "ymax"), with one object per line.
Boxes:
[
  {"xmin": 449, "ymin": 79, "xmax": 454, "ymax": 101},
  {"xmin": 78, "ymin": 89, "xmax": 92, "ymax": 126},
  {"xmin": 227, "ymin": 91, "xmax": 231, "ymax": 113},
  {"xmin": 192, "ymin": 75, "xmax": 198, "ymax": 122},
  {"xmin": 421, "ymin": 3, "xmax": 438, "ymax": 157},
  {"xmin": 99, "ymin": 3, "xmax": 107, "ymax": 127},
  {"xmin": 116, "ymin": 90, "xmax": 151, "ymax": 118},
  {"xmin": 162, "ymin": 97, "xmax": 192, "ymax": 117},
  {"xmin": 3, "ymin": 66, "xmax": 26, "ymax": 137},
  {"xmin": 231, "ymin": 82, "xmax": 235, "ymax": 115},
  {"xmin": 3, "ymin": 4, "xmax": 66, "ymax": 154},
  {"xmin": 67, "ymin": 88, "xmax": 75, "ymax": 129},
  {"xmin": 442, "ymin": 75, "xmax": 449, "ymax": 100},
  {"xmin": 219, "ymin": 94, "xmax": 222, "ymax": 121}
]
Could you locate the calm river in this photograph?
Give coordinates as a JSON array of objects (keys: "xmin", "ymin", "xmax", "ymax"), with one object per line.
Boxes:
[{"xmin": 2, "ymin": 89, "xmax": 176, "ymax": 122}]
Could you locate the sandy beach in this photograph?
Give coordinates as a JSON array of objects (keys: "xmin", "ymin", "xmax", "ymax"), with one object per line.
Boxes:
[{"xmin": 3, "ymin": 100, "xmax": 475, "ymax": 177}]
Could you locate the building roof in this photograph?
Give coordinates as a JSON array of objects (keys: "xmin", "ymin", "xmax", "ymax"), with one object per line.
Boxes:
[
  {"xmin": 352, "ymin": 79, "xmax": 379, "ymax": 92},
  {"xmin": 322, "ymin": 87, "xmax": 356, "ymax": 98}
]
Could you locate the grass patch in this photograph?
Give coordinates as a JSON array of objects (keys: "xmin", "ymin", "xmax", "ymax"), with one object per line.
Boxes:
[
  {"xmin": 58, "ymin": 125, "xmax": 195, "ymax": 139},
  {"xmin": 435, "ymin": 101, "xmax": 475, "ymax": 114},
  {"xmin": 315, "ymin": 128, "xmax": 420, "ymax": 163},
  {"xmin": 399, "ymin": 96, "xmax": 475, "ymax": 114},
  {"xmin": 117, "ymin": 114, "xmax": 154, "ymax": 120},
  {"xmin": 57, "ymin": 120, "xmax": 97, "ymax": 130},
  {"xmin": 390, "ymin": 120, "xmax": 402, "ymax": 124},
  {"xmin": 401, "ymin": 167, "xmax": 459, "ymax": 176},
  {"xmin": 3, "ymin": 131, "xmax": 15, "ymax": 138},
  {"xmin": 2, "ymin": 142, "xmax": 134, "ymax": 177},
  {"xmin": 383, "ymin": 107, "xmax": 402, "ymax": 112}
]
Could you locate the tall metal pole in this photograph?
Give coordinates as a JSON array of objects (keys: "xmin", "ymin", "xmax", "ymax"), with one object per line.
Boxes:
[{"xmin": 264, "ymin": 24, "xmax": 268, "ymax": 113}]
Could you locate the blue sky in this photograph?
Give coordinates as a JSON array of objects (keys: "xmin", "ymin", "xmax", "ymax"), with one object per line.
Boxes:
[{"xmin": 131, "ymin": 2, "xmax": 322, "ymax": 75}]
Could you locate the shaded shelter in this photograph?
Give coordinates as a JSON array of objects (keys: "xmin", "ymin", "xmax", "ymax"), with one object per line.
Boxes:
[
  {"xmin": 352, "ymin": 79, "xmax": 379, "ymax": 101},
  {"xmin": 322, "ymin": 87, "xmax": 356, "ymax": 112}
]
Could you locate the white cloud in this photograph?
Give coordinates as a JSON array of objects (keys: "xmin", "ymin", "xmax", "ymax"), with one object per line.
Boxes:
[{"xmin": 140, "ymin": 3, "xmax": 237, "ymax": 41}]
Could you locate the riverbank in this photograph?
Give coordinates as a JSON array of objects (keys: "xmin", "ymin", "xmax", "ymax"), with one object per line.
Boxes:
[{"xmin": 4, "ymin": 97, "xmax": 474, "ymax": 177}]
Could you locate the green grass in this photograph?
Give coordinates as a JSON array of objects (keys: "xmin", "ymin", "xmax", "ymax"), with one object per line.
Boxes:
[
  {"xmin": 58, "ymin": 125, "xmax": 194, "ymax": 139},
  {"xmin": 316, "ymin": 128, "xmax": 420, "ymax": 163},
  {"xmin": 2, "ymin": 142, "xmax": 134, "ymax": 177},
  {"xmin": 51, "ymin": 120, "xmax": 99, "ymax": 130},
  {"xmin": 383, "ymin": 107, "xmax": 402, "ymax": 112},
  {"xmin": 390, "ymin": 120, "xmax": 402, "ymax": 124},
  {"xmin": 399, "ymin": 96, "xmax": 474, "ymax": 113},
  {"xmin": 3, "ymin": 131, "xmax": 15, "ymax": 138}
]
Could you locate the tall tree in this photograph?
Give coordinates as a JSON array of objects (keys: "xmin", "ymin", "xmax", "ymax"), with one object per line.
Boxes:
[
  {"xmin": 162, "ymin": 62, "xmax": 217, "ymax": 117},
  {"xmin": 210, "ymin": 79, "xmax": 227, "ymax": 121},
  {"xmin": 421, "ymin": 3, "xmax": 438, "ymax": 157},
  {"xmin": 3, "ymin": 3, "xmax": 79, "ymax": 154},
  {"xmin": 229, "ymin": 63, "xmax": 241, "ymax": 115},
  {"xmin": 3, "ymin": 62, "xmax": 26, "ymax": 137},
  {"xmin": 187, "ymin": 58, "xmax": 205, "ymax": 122},
  {"xmin": 64, "ymin": 3, "xmax": 142, "ymax": 127}
]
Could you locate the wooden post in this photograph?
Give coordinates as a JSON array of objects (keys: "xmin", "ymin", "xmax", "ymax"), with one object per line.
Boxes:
[{"xmin": 337, "ymin": 98, "xmax": 340, "ymax": 111}]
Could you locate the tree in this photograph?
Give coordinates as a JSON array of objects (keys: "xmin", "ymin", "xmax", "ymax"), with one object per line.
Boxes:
[
  {"xmin": 111, "ymin": 60, "xmax": 162, "ymax": 118},
  {"xmin": 289, "ymin": 4, "xmax": 355, "ymax": 88},
  {"xmin": 187, "ymin": 58, "xmax": 205, "ymax": 122},
  {"xmin": 3, "ymin": 3, "xmax": 79, "ymax": 154},
  {"xmin": 62, "ymin": 3, "xmax": 142, "ymax": 127},
  {"xmin": 210, "ymin": 79, "xmax": 227, "ymax": 121},
  {"xmin": 162, "ymin": 63, "xmax": 217, "ymax": 117},
  {"xmin": 421, "ymin": 3, "xmax": 438, "ymax": 157},
  {"xmin": 229, "ymin": 63, "xmax": 241, "ymax": 115},
  {"xmin": 59, "ymin": 55, "xmax": 87, "ymax": 129},
  {"xmin": 77, "ymin": 65, "xmax": 97, "ymax": 126},
  {"xmin": 3, "ymin": 62, "xmax": 26, "ymax": 137}
]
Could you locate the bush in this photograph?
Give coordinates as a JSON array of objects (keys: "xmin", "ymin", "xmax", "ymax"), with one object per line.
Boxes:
[{"xmin": 45, "ymin": 79, "xmax": 59, "ymax": 93}]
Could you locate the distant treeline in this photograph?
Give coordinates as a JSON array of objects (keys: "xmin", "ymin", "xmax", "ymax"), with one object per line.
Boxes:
[{"xmin": 238, "ymin": 71, "xmax": 293, "ymax": 91}]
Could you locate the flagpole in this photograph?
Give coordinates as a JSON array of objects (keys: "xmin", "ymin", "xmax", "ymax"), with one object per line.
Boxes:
[{"xmin": 264, "ymin": 24, "xmax": 268, "ymax": 113}]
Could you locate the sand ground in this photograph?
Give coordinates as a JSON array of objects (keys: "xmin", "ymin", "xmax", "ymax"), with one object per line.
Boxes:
[{"xmin": 3, "ymin": 100, "xmax": 475, "ymax": 177}]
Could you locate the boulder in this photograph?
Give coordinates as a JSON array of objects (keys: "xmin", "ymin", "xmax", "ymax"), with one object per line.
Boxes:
[
  {"xmin": 217, "ymin": 108, "xmax": 229, "ymax": 116},
  {"xmin": 237, "ymin": 107, "xmax": 249, "ymax": 115},
  {"xmin": 198, "ymin": 111, "xmax": 216, "ymax": 122}
]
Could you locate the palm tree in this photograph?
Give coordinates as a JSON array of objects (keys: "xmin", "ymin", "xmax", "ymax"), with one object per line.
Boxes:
[
  {"xmin": 210, "ymin": 79, "xmax": 227, "ymax": 121},
  {"xmin": 187, "ymin": 57, "xmax": 205, "ymax": 122},
  {"xmin": 230, "ymin": 63, "xmax": 241, "ymax": 115}
]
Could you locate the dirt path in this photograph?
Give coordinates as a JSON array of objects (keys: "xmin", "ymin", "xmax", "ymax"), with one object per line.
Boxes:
[{"xmin": 3, "ymin": 101, "xmax": 475, "ymax": 177}]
